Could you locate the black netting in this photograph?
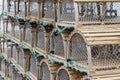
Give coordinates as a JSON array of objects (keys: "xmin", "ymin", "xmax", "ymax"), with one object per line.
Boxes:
[
  {"xmin": 19, "ymin": 1, "xmax": 25, "ymax": 17},
  {"xmin": 9, "ymin": 0, "xmax": 14, "ymax": 13},
  {"xmin": 30, "ymin": 54, "xmax": 37, "ymax": 77},
  {"xmin": 4, "ymin": 0, "xmax": 8, "ymax": 11},
  {"xmin": 78, "ymin": 2, "xmax": 120, "ymax": 22},
  {"xmin": 37, "ymin": 27, "xmax": 45, "ymax": 50},
  {"xmin": 70, "ymin": 33, "xmax": 88, "ymax": 66},
  {"xmin": 53, "ymin": 34, "xmax": 64, "ymax": 57},
  {"xmin": 18, "ymin": 48, "xmax": 24, "ymax": 68},
  {"xmin": 1, "ymin": 61, "xmax": 5, "ymax": 73},
  {"xmin": 41, "ymin": 62, "xmax": 50, "ymax": 80},
  {"xmin": 30, "ymin": 1, "xmax": 38, "ymax": 18},
  {"xmin": 25, "ymin": 24, "xmax": 31, "ymax": 44},
  {"xmin": 12, "ymin": 46, "xmax": 17, "ymax": 60},
  {"xmin": 91, "ymin": 45, "xmax": 120, "ymax": 69},
  {"xmin": 8, "ymin": 66, "xmax": 13, "ymax": 79},
  {"xmin": 44, "ymin": 0, "xmax": 55, "ymax": 19},
  {"xmin": 58, "ymin": 69, "xmax": 70, "ymax": 80},
  {"xmin": 59, "ymin": 0, "xmax": 75, "ymax": 21},
  {"xmin": 14, "ymin": 23, "xmax": 20, "ymax": 39}
]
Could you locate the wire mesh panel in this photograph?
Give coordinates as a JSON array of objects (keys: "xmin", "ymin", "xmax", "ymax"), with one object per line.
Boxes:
[
  {"xmin": 104, "ymin": 2, "xmax": 120, "ymax": 21},
  {"xmin": 59, "ymin": 0, "xmax": 75, "ymax": 21},
  {"xmin": 12, "ymin": 46, "xmax": 17, "ymax": 60},
  {"xmin": 2, "ymin": 42, "xmax": 8, "ymax": 55},
  {"xmin": 53, "ymin": 34, "xmax": 64, "ymax": 57},
  {"xmin": 19, "ymin": 1, "xmax": 25, "ymax": 17},
  {"xmin": 9, "ymin": 0, "xmax": 15, "ymax": 13},
  {"xmin": 44, "ymin": 0, "xmax": 55, "ymax": 19},
  {"xmin": 7, "ymin": 20, "xmax": 12, "ymax": 34},
  {"xmin": 1, "ymin": 60, "xmax": 5, "ymax": 73},
  {"xmin": 78, "ymin": 3, "xmax": 99, "ymax": 21},
  {"xmin": 70, "ymin": 33, "xmax": 88, "ymax": 66},
  {"xmin": 30, "ymin": 0, "xmax": 38, "ymax": 18},
  {"xmin": 18, "ymin": 48, "xmax": 24, "ymax": 68},
  {"xmin": 57, "ymin": 69, "xmax": 70, "ymax": 80},
  {"xmin": 16, "ymin": 73, "xmax": 22, "ymax": 80},
  {"xmin": 91, "ymin": 45, "xmax": 120, "ymax": 71},
  {"xmin": 41, "ymin": 62, "xmax": 50, "ymax": 80},
  {"xmin": 4, "ymin": 0, "xmax": 8, "ymax": 11},
  {"xmin": 14, "ymin": 23, "xmax": 20, "ymax": 39},
  {"xmin": 24, "ymin": 24, "xmax": 31, "ymax": 44},
  {"xmin": 30, "ymin": 54, "xmax": 37, "ymax": 78},
  {"xmin": 8, "ymin": 66, "xmax": 13, "ymax": 79},
  {"xmin": 77, "ymin": 2, "xmax": 120, "ymax": 22},
  {"xmin": 36, "ymin": 27, "xmax": 45, "ymax": 51}
]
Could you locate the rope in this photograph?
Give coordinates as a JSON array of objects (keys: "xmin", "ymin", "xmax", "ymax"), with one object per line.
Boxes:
[
  {"xmin": 55, "ymin": 23, "xmax": 74, "ymax": 35},
  {"xmin": 26, "ymin": 72, "xmax": 32, "ymax": 80},
  {"xmin": 49, "ymin": 53, "xmax": 63, "ymax": 64},
  {"xmin": 67, "ymin": 57, "xmax": 88, "ymax": 73},
  {"xmin": 0, "ymin": 75, "xmax": 4, "ymax": 79}
]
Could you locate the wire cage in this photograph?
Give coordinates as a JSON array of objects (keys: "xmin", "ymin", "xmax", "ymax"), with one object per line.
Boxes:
[
  {"xmin": 12, "ymin": 46, "xmax": 17, "ymax": 60},
  {"xmin": 77, "ymin": 2, "xmax": 120, "ymax": 22},
  {"xmin": 41, "ymin": 62, "xmax": 50, "ymax": 80},
  {"xmin": 8, "ymin": 66, "xmax": 13, "ymax": 79},
  {"xmin": 43, "ymin": 0, "xmax": 55, "ymax": 19},
  {"xmin": 18, "ymin": 48, "xmax": 24, "ymax": 68},
  {"xmin": 70, "ymin": 33, "xmax": 88, "ymax": 66},
  {"xmin": 30, "ymin": 54, "xmax": 37, "ymax": 78},
  {"xmin": 19, "ymin": 0, "xmax": 25, "ymax": 17},
  {"xmin": 14, "ymin": 23, "xmax": 20, "ymax": 40},
  {"xmin": 91, "ymin": 44, "xmax": 120, "ymax": 71},
  {"xmin": 30, "ymin": 0, "xmax": 38, "ymax": 18},
  {"xmin": 57, "ymin": 69, "xmax": 70, "ymax": 80},
  {"xmin": 24, "ymin": 24, "xmax": 31, "ymax": 44},
  {"xmin": 36, "ymin": 27, "xmax": 45, "ymax": 51},
  {"xmin": 59, "ymin": 0, "xmax": 75, "ymax": 22},
  {"xmin": 53, "ymin": 34, "xmax": 64, "ymax": 57}
]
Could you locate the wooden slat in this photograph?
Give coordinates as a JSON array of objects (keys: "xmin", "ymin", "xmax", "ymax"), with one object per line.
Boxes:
[
  {"xmin": 88, "ymin": 40, "xmax": 120, "ymax": 45},
  {"xmin": 84, "ymin": 33, "xmax": 120, "ymax": 37},
  {"xmin": 81, "ymin": 30, "xmax": 120, "ymax": 33},
  {"xmin": 81, "ymin": 24, "xmax": 120, "ymax": 28},
  {"xmin": 74, "ymin": 0, "xmax": 120, "ymax": 2},
  {"xmin": 86, "ymin": 36, "xmax": 120, "ymax": 41}
]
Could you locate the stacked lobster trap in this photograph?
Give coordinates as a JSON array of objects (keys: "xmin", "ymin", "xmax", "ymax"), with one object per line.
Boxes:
[{"xmin": 0, "ymin": 0, "xmax": 120, "ymax": 80}]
